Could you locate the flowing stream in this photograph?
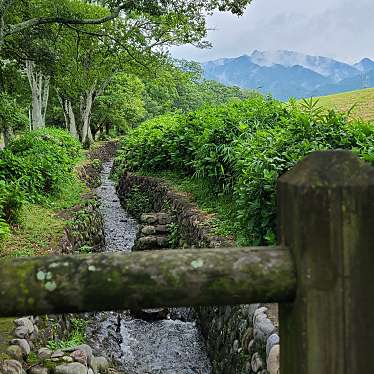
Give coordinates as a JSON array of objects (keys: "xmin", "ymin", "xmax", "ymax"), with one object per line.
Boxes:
[{"xmin": 87, "ymin": 161, "xmax": 212, "ymax": 374}]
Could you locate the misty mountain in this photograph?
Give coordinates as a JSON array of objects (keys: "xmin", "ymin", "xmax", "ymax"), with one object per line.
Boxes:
[
  {"xmin": 312, "ymin": 69, "xmax": 374, "ymax": 97},
  {"xmin": 202, "ymin": 50, "xmax": 374, "ymax": 100},
  {"xmin": 354, "ymin": 58, "xmax": 374, "ymax": 73}
]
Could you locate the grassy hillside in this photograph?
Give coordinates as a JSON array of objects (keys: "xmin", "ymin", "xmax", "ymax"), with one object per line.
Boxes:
[{"xmin": 317, "ymin": 88, "xmax": 374, "ymax": 121}]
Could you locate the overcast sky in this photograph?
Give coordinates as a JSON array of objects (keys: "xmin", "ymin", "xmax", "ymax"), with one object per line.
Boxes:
[{"xmin": 171, "ymin": 0, "xmax": 374, "ymax": 64}]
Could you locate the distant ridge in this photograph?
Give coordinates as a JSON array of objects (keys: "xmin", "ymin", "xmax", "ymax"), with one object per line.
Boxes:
[{"xmin": 202, "ymin": 50, "xmax": 374, "ymax": 100}]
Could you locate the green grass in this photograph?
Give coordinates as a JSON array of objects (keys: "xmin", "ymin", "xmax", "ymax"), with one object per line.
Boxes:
[
  {"xmin": 0, "ymin": 176, "xmax": 86, "ymax": 258},
  {"xmin": 317, "ymin": 88, "xmax": 374, "ymax": 121},
  {"xmin": 0, "ymin": 318, "xmax": 14, "ymax": 360},
  {"xmin": 144, "ymin": 170, "xmax": 239, "ymax": 241},
  {"xmin": 0, "ymin": 203, "xmax": 66, "ymax": 257}
]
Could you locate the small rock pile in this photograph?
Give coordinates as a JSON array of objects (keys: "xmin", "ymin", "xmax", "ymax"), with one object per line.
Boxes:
[
  {"xmin": 0, "ymin": 317, "xmax": 114, "ymax": 374},
  {"xmin": 30, "ymin": 344, "xmax": 110, "ymax": 374},
  {"xmin": 199, "ymin": 303, "xmax": 280, "ymax": 373},
  {"xmin": 1, "ymin": 316, "xmax": 38, "ymax": 373},
  {"xmin": 134, "ymin": 213, "xmax": 172, "ymax": 250}
]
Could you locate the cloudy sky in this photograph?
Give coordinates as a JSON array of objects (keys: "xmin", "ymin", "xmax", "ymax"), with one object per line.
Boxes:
[{"xmin": 171, "ymin": 0, "xmax": 374, "ymax": 63}]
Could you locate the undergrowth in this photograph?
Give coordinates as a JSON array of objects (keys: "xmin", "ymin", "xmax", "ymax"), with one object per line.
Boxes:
[
  {"xmin": 47, "ymin": 318, "xmax": 87, "ymax": 350},
  {"xmin": 143, "ymin": 170, "xmax": 238, "ymax": 239}
]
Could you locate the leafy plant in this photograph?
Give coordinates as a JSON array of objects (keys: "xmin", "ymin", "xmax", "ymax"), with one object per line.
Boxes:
[
  {"xmin": 47, "ymin": 318, "xmax": 87, "ymax": 350},
  {"xmin": 124, "ymin": 186, "xmax": 153, "ymax": 218},
  {"xmin": 78, "ymin": 245, "xmax": 93, "ymax": 253},
  {"xmin": 0, "ymin": 219, "xmax": 11, "ymax": 241},
  {"xmin": 167, "ymin": 222, "xmax": 181, "ymax": 248},
  {"xmin": 0, "ymin": 128, "xmax": 82, "ymax": 202}
]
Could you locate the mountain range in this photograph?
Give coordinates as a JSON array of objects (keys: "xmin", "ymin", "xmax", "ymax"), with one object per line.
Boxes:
[{"xmin": 202, "ymin": 50, "xmax": 374, "ymax": 100}]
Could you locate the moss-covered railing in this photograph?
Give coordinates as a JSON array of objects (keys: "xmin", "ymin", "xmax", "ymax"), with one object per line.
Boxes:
[{"xmin": 1, "ymin": 150, "xmax": 374, "ymax": 374}]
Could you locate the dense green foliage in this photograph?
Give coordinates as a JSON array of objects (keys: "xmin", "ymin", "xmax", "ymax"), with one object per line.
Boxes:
[
  {"xmin": 1, "ymin": 128, "xmax": 82, "ymax": 198},
  {"xmin": 0, "ymin": 92, "xmax": 28, "ymax": 133},
  {"xmin": 141, "ymin": 61, "xmax": 255, "ymax": 123},
  {"xmin": 116, "ymin": 96, "xmax": 374, "ymax": 245},
  {"xmin": 0, "ymin": 128, "xmax": 82, "ymax": 239}
]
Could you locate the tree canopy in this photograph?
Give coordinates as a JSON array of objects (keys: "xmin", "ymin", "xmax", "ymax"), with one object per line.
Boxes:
[{"xmin": 0, "ymin": 0, "xmax": 254, "ymax": 146}]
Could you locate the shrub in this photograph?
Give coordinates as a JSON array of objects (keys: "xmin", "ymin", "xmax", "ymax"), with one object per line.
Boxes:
[
  {"xmin": 0, "ymin": 180, "xmax": 23, "ymax": 241},
  {"xmin": 0, "ymin": 128, "xmax": 82, "ymax": 202},
  {"xmin": 0, "ymin": 180, "xmax": 23, "ymax": 224},
  {"xmin": 0, "ymin": 128, "xmax": 82, "ymax": 239},
  {"xmin": 116, "ymin": 96, "xmax": 374, "ymax": 245}
]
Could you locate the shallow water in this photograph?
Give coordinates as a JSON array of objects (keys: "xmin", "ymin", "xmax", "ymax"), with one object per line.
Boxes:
[{"xmin": 88, "ymin": 161, "xmax": 212, "ymax": 374}]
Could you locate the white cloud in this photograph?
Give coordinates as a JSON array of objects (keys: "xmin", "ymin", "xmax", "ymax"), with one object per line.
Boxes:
[{"xmin": 171, "ymin": 0, "xmax": 374, "ymax": 63}]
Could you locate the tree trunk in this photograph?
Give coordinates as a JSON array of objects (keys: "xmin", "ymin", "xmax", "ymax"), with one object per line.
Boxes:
[
  {"xmin": 79, "ymin": 77, "xmax": 112, "ymax": 146},
  {"xmin": 3, "ymin": 126, "xmax": 14, "ymax": 147},
  {"xmin": 57, "ymin": 93, "xmax": 79, "ymax": 139},
  {"xmin": 26, "ymin": 61, "xmax": 50, "ymax": 130},
  {"xmin": 80, "ymin": 83, "xmax": 96, "ymax": 147}
]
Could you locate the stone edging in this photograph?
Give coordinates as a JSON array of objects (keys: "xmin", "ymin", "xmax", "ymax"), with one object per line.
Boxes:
[{"xmin": 117, "ymin": 172, "xmax": 234, "ymax": 248}]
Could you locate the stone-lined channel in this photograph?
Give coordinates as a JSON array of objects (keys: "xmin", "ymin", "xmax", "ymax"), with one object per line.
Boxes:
[{"xmin": 87, "ymin": 161, "xmax": 212, "ymax": 374}]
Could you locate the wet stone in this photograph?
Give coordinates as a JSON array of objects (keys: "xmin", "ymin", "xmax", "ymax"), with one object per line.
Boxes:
[
  {"xmin": 29, "ymin": 366, "xmax": 49, "ymax": 374},
  {"xmin": 0, "ymin": 359, "xmax": 23, "ymax": 374},
  {"xmin": 11, "ymin": 339, "xmax": 30, "ymax": 356},
  {"xmin": 130, "ymin": 308, "xmax": 169, "ymax": 321},
  {"xmin": 6, "ymin": 345, "xmax": 23, "ymax": 361},
  {"xmin": 55, "ymin": 362, "xmax": 88, "ymax": 374},
  {"xmin": 38, "ymin": 347, "xmax": 52, "ymax": 360},
  {"xmin": 267, "ymin": 344, "xmax": 280, "ymax": 374},
  {"xmin": 266, "ymin": 333, "xmax": 280, "ymax": 357},
  {"xmin": 14, "ymin": 318, "xmax": 34, "ymax": 334},
  {"xmin": 51, "ymin": 350, "xmax": 64, "ymax": 359}
]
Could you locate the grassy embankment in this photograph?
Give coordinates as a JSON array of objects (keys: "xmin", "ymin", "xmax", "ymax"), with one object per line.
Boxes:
[
  {"xmin": 0, "ymin": 129, "xmax": 88, "ymax": 258},
  {"xmin": 317, "ymin": 88, "xmax": 374, "ymax": 122},
  {"xmin": 0, "ymin": 178, "xmax": 85, "ymax": 257}
]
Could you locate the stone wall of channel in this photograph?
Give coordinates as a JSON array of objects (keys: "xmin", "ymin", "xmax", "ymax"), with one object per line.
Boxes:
[
  {"xmin": 0, "ymin": 315, "xmax": 112, "ymax": 374},
  {"xmin": 117, "ymin": 172, "xmax": 280, "ymax": 374},
  {"xmin": 59, "ymin": 193, "xmax": 105, "ymax": 254}
]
